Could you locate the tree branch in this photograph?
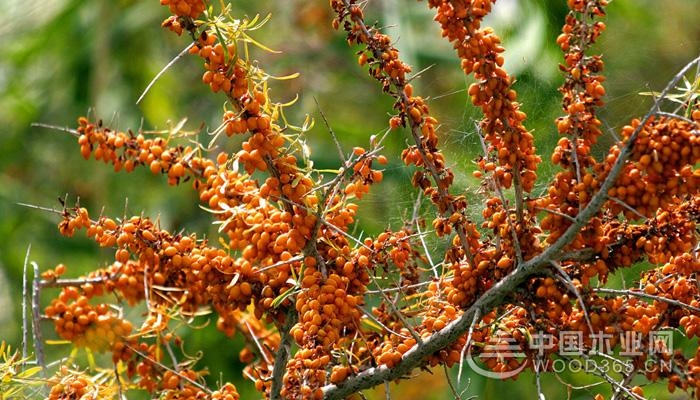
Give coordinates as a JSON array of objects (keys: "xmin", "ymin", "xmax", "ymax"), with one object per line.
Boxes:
[
  {"xmin": 594, "ymin": 287, "xmax": 700, "ymax": 314},
  {"xmin": 270, "ymin": 307, "xmax": 298, "ymax": 400}
]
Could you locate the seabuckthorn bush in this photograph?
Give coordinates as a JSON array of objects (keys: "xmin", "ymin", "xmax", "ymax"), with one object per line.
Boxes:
[{"xmin": 12, "ymin": 1, "xmax": 700, "ymax": 399}]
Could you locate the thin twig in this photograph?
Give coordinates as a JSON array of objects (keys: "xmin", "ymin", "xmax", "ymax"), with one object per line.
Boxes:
[
  {"xmin": 535, "ymin": 364, "xmax": 545, "ymax": 400},
  {"xmin": 550, "ymin": 261, "xmax": 594, "ymax": 334},
  {"xmin": 533, "ymin": 206, "xmax": 577, "ymax": 223},
  {"xmin": 31, "ymin": 262, "xmax": 45, "ymax": 375},
  {"xmin": 553, "ymin": 370, "xmax": 605, "ymax": 391},
  {"xmin": 143, "ymin": 264, "xmax": 151, "ymax": 315},
  {"xmin": 164, "ymin": 339, "xmax": 180, "ymax": 374},
  {"xmin": 574, "ymin": 353, "xmax": 644, "ymax": 400},
  {"xmin": 313, "ymin": 96, "xmax": 346, "ymax": 164},
  {"xmin": 256, "ymin": 255, "xmax": 304, "ymax": 274},
  {"xmin": 364, "ymin": 279, "xmax": 437, "ymax": 294},
  {"xmin": 136, "ymin": 43, "xmax": 195, "ymax": 105},
  {"xmin": 607, "ymin": 196, "xmax": 647, "ymax": 221},
  {"xmin": 611, "ymin": 365, "xmax": 638, "ymax": 400},
  {"xmin": 654, "ymin": 110, "xmax": 696, "ymax": 124},
  {"xmin": 457, "ymin": 308, "xmax": 480, "ymax": 387},
  {"xmin": 30, "ymin": 122, "xmax": 80, "ymax": 137},
  {"xmin": 443, "ymin": 364, "xmax": 463, "ymax": 400},
  {"xmin": 124, "ymin": 343, "xmax": 212, "ymax": 394},
  {"xmin": 593, "ymin": 287, "xmax": 700, "ymax": 314},
  {"xmin": 245, "ymin": 319, "xmax": 272, "ymax": 366},
  {"xmin": 38, "ymin": 275, "xmax": 113, "ymax": 289},
  {"xmin": 114, "ymin": 364, "xmax": 125, "ymax": 400},
  {"xmin": 22, "ymin": 245, "xmax": 31, "ymax": 361},
  {"xmin": 17, "ymin": 202, "xmax": 64, "ymax": 215},
  {"xmin": 357, "ymin": 306, "xmax": 410, "ymax": 339},
  {"xmin": 414, "ymin": 220, "xmax": 438, "ymax": 280},
  {"xmin": 363, "ymin": 267, "xmax": 423, "ymax": 345}
]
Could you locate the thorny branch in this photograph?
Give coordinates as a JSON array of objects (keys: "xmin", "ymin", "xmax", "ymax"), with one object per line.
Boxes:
[
  {"xmin": 338, "ymin": 0, "xmax": 477, "ymax": 267},
  {"xmin": 594, "ymin": 287, "xmax": 700, "ymax": 315}
]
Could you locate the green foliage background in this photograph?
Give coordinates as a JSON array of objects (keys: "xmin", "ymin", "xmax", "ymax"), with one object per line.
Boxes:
[{"xmin": 0, "ymin": 0, "xmax": 698, "ymax": 398}]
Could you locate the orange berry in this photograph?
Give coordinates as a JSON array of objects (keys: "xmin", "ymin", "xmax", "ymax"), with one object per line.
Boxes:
[
  {"xmin": 149, "ymin": 160, "xmax": 162, "ymax": 174},
  {"xmin": 304, "ymin": 256, "xmax": 317, "ymax": 268}
]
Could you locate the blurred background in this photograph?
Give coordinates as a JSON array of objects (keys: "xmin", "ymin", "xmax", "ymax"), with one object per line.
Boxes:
[{"xmin": 0, "ymin": 0, "xmax": 698, "ymax": 398}]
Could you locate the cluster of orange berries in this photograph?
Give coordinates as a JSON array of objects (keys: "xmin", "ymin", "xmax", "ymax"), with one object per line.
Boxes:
[
  {"xmin": 600, "ymin": 116, "xmax": 700, "ymax": 218},
  {"xmin": 282, "ymin": 228, "xmax": 432, "ymax": 390},
  {"xmin": 536, "ymin": 169, "xmax": 598, "ymax": 246},
  {"xmin": 371, "ymin": 229, "xmax": 421, "ymax": 287},
  {"xmin": 537, "ymin": 1, "xmax": 608, "ymax": 251},
  {"xmin": 332, "ymin": 0, "xmax": 471, "ymax": 231},
  {"xmin": 47, "ymin": 367, "xmax": 108, "ymax": 400},
  {"xmin": 400, "ymin": 91, "xmax": 455, "ymax": 197},
  {"xmin": 186, "ymin": 28, "xmax": 313, "ymax": 250},
  {"xmin": 371, "ymin": 329, "xmax": 417, "ymax": 369},
  {"xmin": 335, "ymin": 1, "xmax": 494, "ymax": 304},
  {"xmin": 336, "ymin": 0, "xmax": 413, "ymax": 85},
  {"xmin": 197, "ymin": 159, "xmax": 309, "ymax": 254},
  {"xmin": 76, "ymin": 118, "xmax": 194, "ymax": 185},
  {"xmin": 282, "ymin": 346, "xmax": 328, "ymax": 400},
  {"xmin": 445, "ymin": 237, "xmax": 526, "ymax": 308},
  {"xmin": 44, "ymin": 286, "xmax": 133, "ymax": 352},
  {"xmin": 683, "ymin": 348, "xmax": 700, "ymax": 396},
  {"xmin": 444, "ymin": 259, "xmax": 483, "ymax": 307},
  {"xmin": 158, "ymin": 369, "xmax": 209, "ymax": 399},
  {"xmin": 57, "ymin": 207, "xmax": 212, "ymax": 309},
  {"xmin": 641, "ymin": 252, "xmax": 700, "ymax": 321},
  {"xmin": 160, "ymin": 0, "xmax": 204, "ymax": 19},
  {"xmin": 430, "ymin": 308, "xmax": 530, "ymax": 376},
  {"xmin": 553, "ymin": 2, "xmax": 607, "ymax": 167},
  {"xmin": 186, "ymin": 30, "xmax": 320, "ymax": 231},
  {"xmin": 190, "ymin": 32, "xmax": 249, "ymax": 97},
  {"xmin": 52, "ymin": 199, "xmax": 301, "ymax": 390},
  {"xmin": 74, "ymin": 116, "xmax": 310, "ymax": 289},
  {"xmin": 526, "ymin": 275, "xmax": 576, "ymax": 328},
  {"xmin": 211, "ymin": 383, "xmax": 241, "ymax": 400},
  {"xmin": 346, "ymin": 147, "xmax": 386, "ymax": 198},
  {"xmin": 292, "ymin": 267, "xmax": 362, "ymax": 348},
  {"xmin": 416, "ymin": 287, "xmax": 468, "ymax": 367},
  {"xmin": 603, "ymin": 197, "xmax": 698, "ymax": 269},
  {"xmin": 284, "ymin": 246, "xmax": 376, "ymax": 391},
  {"xmin": 430, "ymin": 0, "xmax": 540, "ymax": 193}
]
